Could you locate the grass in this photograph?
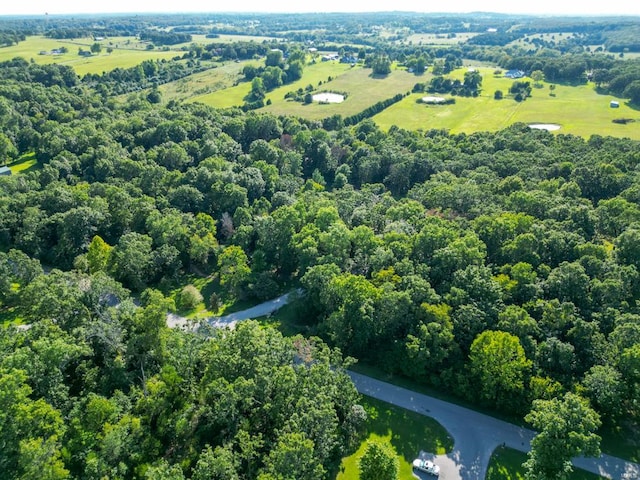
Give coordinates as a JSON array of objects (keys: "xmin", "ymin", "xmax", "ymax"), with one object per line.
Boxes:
[
  {"xmin": 0, "ymin": 306, "xmax": 24, "ymax": 328},
  {"xmin": 486, "ymin": 446, "xmax": 606, "ymax": 480},
  {"xmin": 158, "ymin": 59, "xmax": 261, "ymax": 103},
  {"xmin": 599, "ymin": 422, "xmax": 640, "ymax": 463},
  {"xmin": 261, "ymin": 63, "xmax": 421, "ymax": 120},
  {"xmin": 336, "ymin": 395, "xmax": 453, "ymax": 480},
  {"xmin": 257, "ymin": 297, "xmax": 314, "ymax": 337},
  {"xmin": 8, "ymin": 152, "xmax": 40, "ymax": 174},
  {"xmin": 374, "ymin": 66, "xmax": 640, "ymax": 140},
  {"xmin": 403, "ymin": 32, "xmax": 479, "ymax": 45},
  {"xmin": 0, "ymin": 36, "xmax": 177, "ymax": 75}
]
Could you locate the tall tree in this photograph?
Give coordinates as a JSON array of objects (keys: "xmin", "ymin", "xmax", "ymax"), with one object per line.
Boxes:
[
  {"xmin": 358, "ymin": 440, "xmax": 399, "ymax": 480},
  {"xmin": 524, "ymin": 393, "xmax": 601, "ymax": 480}
]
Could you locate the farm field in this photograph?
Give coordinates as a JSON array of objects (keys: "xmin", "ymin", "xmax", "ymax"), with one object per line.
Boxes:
[
  {"xmin": 261, "ymin": 63, "xmax": 421, "ymax": 120},
  {"xmin": 189, "ymin": 60, "xmax": 353, "ymax": 109},
  {"xmin": 403, "ymin": 32, "xmax": 478, "ymax": 45},
  {"xmin": 157, "ymin": 59, "xmax": 261, "ymax": 102},
  {"xmin": 374, "ymin": 67, "xmax": 640, "ymax": 140},
  {"xmin": 0, "ymin": 35, "xmax": 178, "ymax": 75},
  {"xmin": 336, "ymin": 395, "xmax": 453, "ymax": 480}
]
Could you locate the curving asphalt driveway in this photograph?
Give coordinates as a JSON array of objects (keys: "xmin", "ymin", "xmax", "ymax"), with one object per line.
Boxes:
[
  {"xmin": 166, "ymin": 290, "xmax": 299, "ymax": 330},
  {"xmin": 165, "ymin": 292, "xmax": 640, "ymax": 480},
  {"xmin": 349, "ymin": 371, "xmax": 640, "ymax": 480}
]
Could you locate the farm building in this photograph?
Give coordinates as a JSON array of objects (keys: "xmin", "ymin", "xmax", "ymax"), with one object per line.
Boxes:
[
  {"xmin": 0, "ymin": 166, "xmax": 12, "ymax": 176},
  {"xmin": 610, "ymin": 101, "xmax": 620, "ymax": 108},
  {"xmin": 505, "ymin": 69, "xmax": 525, "ymax": 79}
]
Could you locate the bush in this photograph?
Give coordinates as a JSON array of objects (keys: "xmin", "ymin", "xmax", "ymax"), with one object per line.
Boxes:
[
  {"xmin": 494, "ymin": 90, "xmax": 503, "ymax": 100},
  {"xmin": 177, "ymin": 284, "xmax": 203, "ymax": 310}
]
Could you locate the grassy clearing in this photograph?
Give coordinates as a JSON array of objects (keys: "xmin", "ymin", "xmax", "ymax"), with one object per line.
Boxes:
[
  {"xmin": 157, "ymin": 59, "xmax": 261, "ymax": 102},
  {"xmin": 0, "ymin": 306, "xmax": 24, "ymax": 328},
  {"xmin": 8, "ymin": 152, "xmax": 40, "ymax": 174},
  {"xmin": 486, "ymin": 446, "xmax": 606, "ymax": 480},
  {"xmin": 336, "ymin": 395, "xmax": 453, "ymax": 480},
  {"xmin": 262, "ymin": 63, "xmax": 421, "ymax": 120},
  {"xmin": 403, "ymin": 32, "xmax": 478, "ymax": 45},
  {"xmin": 0, "ymin": 36, "xmax": 177, "ymax": 75},
  {"xmin": 190, "ymin": 60, "xmax": 351, "ymax": 109},
  {"xmin": 374, "ymin": 66, "xmax": 640, "ymax": 140}
]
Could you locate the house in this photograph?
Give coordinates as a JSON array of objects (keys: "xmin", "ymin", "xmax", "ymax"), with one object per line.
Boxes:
[
  {"xmin": 505, "ymin": 69, "xmax": 525, "ymax": 79},
  {"xmin": 610, "ymin": 101, "xmax": 620, "ymax": 108},
  {"xmin": 0, "ymin": 166, "xmax": 12, "ymax": 176}
]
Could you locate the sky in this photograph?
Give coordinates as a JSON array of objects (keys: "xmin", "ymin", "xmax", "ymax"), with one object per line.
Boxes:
[{"xmin": 1, "ymin": 0, "xmax": 639, "ymax": 17}]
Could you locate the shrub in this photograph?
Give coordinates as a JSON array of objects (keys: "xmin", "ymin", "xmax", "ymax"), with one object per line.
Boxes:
[{"xmin": 177, "ymin": 284, "xmax": 203, "ymax": 310}]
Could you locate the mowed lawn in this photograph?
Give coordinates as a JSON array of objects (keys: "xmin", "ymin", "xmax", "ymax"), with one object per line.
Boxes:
[
  {"xmin": 337, "ymin": 395, "xmax": 453, "ymax": 480},
  {"xmin": 262, "ymin": 64, "xmax": 421, "ymax": 120},
  {"xmin": 486, "ymin": 446, "xmax": 606, "ymax": 480},
  {"xmin": 0, "ymin": 36, "xmax": 177, "ymax": 75},
  {"xmin": 374, "ymin": 67, "xmax": 640, "ymax": 140}
]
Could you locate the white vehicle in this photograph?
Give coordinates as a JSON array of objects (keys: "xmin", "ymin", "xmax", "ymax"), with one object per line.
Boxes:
[{"xmin": 412, "ymin": 458, "xmax": 440, "ymax": 476}]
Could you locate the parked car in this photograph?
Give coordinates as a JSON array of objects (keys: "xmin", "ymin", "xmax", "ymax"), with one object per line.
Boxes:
[{"xmin": 412, "ymin": 458, "xmax": 440, "ymax": 476}]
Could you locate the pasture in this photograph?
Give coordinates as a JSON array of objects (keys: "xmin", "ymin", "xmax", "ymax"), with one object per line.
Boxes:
[
  {"xmin": 403, "ymin": 32, "xmax": 478, "ymax": 45},
  {"xmin": 374, "ymin": 67, "xmax": 640, "ymax": 140},
  {"xmin": 0, "ymin": 35, "xmax": 178, "ymax": 75},
  {"xmin": 189, "ymin": 60, "xmax": 353, "ymax": 109},
  {"xmin": 336, "ymin": 395, "xmax": 453, "ymax": 480},
  {"xmin": 158, "ymin": 59, "xmax": 261, "ymax": 102},
  {"xmin": 261, "ymin": 63, "xmax": 420, "ymax": 120}
]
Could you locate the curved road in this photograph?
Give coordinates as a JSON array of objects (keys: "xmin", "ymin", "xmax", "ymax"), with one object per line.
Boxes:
[
  {"xmin": 167, "ymin": 292, "xmax": 640, "ymax": 480},
  {"xmin": 349, "ymin": 371, "xmax": 640, "ymax": 480},
  {"xmin": 167, "ymin": 290, "xmax": 299, "ymax": 330}
]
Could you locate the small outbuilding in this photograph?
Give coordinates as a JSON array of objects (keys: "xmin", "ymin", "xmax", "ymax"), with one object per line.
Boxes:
[
  {"xmin": 0, "ymin": 166, "xmax": 12, "ymax": 176},
  {"xmin": 610, "ymin": 101, "xmax": 620, "ymax": 108}
]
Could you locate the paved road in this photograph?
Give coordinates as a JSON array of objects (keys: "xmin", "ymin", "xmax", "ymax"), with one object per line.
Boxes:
[
  {"xmin": 349, "ymin": 371, "xmax": 640, "ymax": 480},
  {"xmin": 164, "ymin": 292, "xmax": 640, "ymax": 480},
  {"xmin": 166, "ymin": 290, "xmax": 299, "ymax": 330}
]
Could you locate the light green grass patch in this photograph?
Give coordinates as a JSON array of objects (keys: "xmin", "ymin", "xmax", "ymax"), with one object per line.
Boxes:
[
  {"xmin": 374, "ymin": 66, "xmax": 640, "ymax": 140},
  {"xmin": 262, "ymin": 64, "xmax": 421, "ymax": 120},
  {"xmin": 403, "ymin": 32, "xmax": 478, "ymax": 45},
  {"xmin": 0, "ymin": 36, "xmax": 177, "ymax": 75},
  {"xmin": 337, "ymin": 395, "xmax": 453, "ymax": 480},
  {"xmin": 8, "ymin": 152, "xmax": 40, "ymax": 174},
  {"xmin": 157, "ymin": 59, "xmax": 261, "ymax": 102},
  {"xmin": 486, "ymin": 446, "xmax": 606, "ymax": 480}
]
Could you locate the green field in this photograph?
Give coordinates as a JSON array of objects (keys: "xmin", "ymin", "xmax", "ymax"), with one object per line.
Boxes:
[
  {"xmin": 403, "ymin": 32, "xmax": 478, "ymax": 45},
  {"xmin": 262, "ymin": 63, "xmax": 420, "ymax": 120},
  {"xmin": 374, "ymin": 67, "xmax": 640, "ymax": 140},
  {"xmin": 158, "ymin": 59, "xmax": 261, "ymax": 102},
  {"xmin": 337, "ymin": 395, "xmax": 453, "ymax": 480},
  {"xmin": 0, "ymin": 36, "xmax": 178, "ymax": 75},
  {"xmin": 486, "ymin": 446, "xmax": 606, "ymax": 480},
  {"xmin": 189, "ymin": 60, "xmax": 352, "ymax": 109}
]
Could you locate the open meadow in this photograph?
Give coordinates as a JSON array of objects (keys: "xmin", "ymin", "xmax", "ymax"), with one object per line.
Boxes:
[
  {"xmin": 261, "ymin": 63, "xmax": 420, "ymax": 120},
  {"xmin": 0, "ymin": 35, "xmax": 178, "ymax": 75},
  {"xmin": 189, "ymin": 60, "xmax": 354, "ymax": 109},
  {"xmin": 374, "ymin": 67, "xmax": 640, "ymax": 140},
  {"xmin": 157, "ymin": 59, "xmax": 261, "ymax": 102}
]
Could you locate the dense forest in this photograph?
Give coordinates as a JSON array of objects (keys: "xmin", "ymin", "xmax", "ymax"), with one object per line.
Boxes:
[{"xmin": 1, "ymin": 11, "xmax": 640, "ymax": 479}]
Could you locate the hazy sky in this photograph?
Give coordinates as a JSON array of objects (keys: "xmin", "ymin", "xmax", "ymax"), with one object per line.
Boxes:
[{"xmin": 1, "ymin": 0, "xmax": 638, "ymax": 16}]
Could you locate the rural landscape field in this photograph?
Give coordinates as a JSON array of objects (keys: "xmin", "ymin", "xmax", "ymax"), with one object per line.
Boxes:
[{"xmin": 1, "ymin": 8, "xmax": 640, "ymax": 480}]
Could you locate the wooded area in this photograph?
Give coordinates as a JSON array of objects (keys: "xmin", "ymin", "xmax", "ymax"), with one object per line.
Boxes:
[{"xmin": 1, "ymin": 10, "xmax": 640, "ymax": 480}]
